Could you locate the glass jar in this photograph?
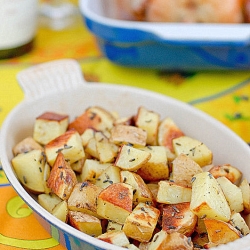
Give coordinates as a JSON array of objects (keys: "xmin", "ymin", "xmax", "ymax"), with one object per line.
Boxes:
[{"xmin": 0, "ymin": 0, "xmax": 38, "ymax": 59}]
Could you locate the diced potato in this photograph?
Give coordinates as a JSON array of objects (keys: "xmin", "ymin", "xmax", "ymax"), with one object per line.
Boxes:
[
  {"xmin": 192, "ymin": 218, "xmax": 209, "ymax": 248},
  {"xmin": 97, "ymin": 231, "xmax": 130, "ymax": 248},
  {"xmin": 51, "ymin": 200, "xmax": 68, "ymax": 222},
  {"xmin": 95, "ymin": 131, "xmax": 118, "ymax": 163},
  {"xmin": 239, "ymin": 178, "xmax": 250, "ymax": 213},
  {"xmin": 110, "ymin": 124, "xmax": 147, "ymax": 147},
  {"xmin": 11, "ymin": 149, "xmax": 46, "ymax": 193},
  {"xmin": 230, "ymin": 212, "xmax": 250, "ymax": 236},
  {"xmin": 157, "ymin": 117, "xmax": 185, "ymax": 152},
  {"xmin": 190, "ymin": 172, "xmax": 231, "ymax": 222},
  {"xmin": 38, "ymin": 193, "xmax": 62, "ymax": 213},
  {"xmin": 217, "ymin": 176, "xmax": 244, "ymax": 213},
  {"xmin": 81, "ymin": 128, "xmax": 95, "ymax": 147},
  {"xmin": 47, "ymin": 152, "xmax": 78, "ymax": 200},
  {"xmin": 123, "ymin": 202, "xmax": 160, "ymax": 242},
  {"xmin": 95, "ymin": 165, "xmax": 121, "ymax": 189},
  {"xmin": 148, "ymin": 231, "xmax": 193, "ymax": 250},
  {"xmin": 68, "ymin": 182, "xmax": 103, "ymax": 218},
  {"xmin": 157, "ymin": 180, "xmax": 192, "ymax": 204},
  {"xmin": 33, "ymin": 111, "xmax": 69, "ymax": 145},
  {"xmin": 68, "ymin": 106, "xmax": 115, "ymax": 135},
  {"xmin": 209, "ymin": 164, "xmax": 242, "ymax": 185},
  {"xmin": 84, "ymin": 137, "xmax": 99, "ymax": 159},
  {"xmin": 43, "ymin": 162, "xmax": 52, "ymax": 194},
  {"xmin": 173, "ymin": 136, "xmax": 212, "ymax": 167},
  {"xmin": 136, "ymin": 146, "xmax": 169, "ymax": 181},
  {"xmin": 114, "ymin": 145, "xmax": 151, "ymax": 172},
  {"xmin": 106, "ymin": 220, "xmax": 123, "ymax": 232},
  {"xmin": 68, "ymin": 211, "xmax": 102, "ymax": 237},
  {"xmin": 96, "ymin": 183, "xmax": 133, "ymax": 224},
  {"xmin": 204, "ymin": 218, "xmax": 241, "ymax": 247},
  {"xmin": 147, "ymin": 183, "xmax": 158, "ymax": 201},
  {"xmin": 161, "ymin": 202, "xmax": 197, "ymax": 237},
  {"xmin": 12, "ymin": 136, "xmax": 44, "ymax": 156},
  {"xmin": 134, "ymin": 106, "xmax": 160, "ymax": 146},
  {"xmin": 45, "ymin": 129, "xmax": 85, "ymax": 166},
  {"xmin": 121, "ymin": 171, "xmax": 154, "ymax": 207},
  {"xmin": 80, "ymin": 159, "xmax": 111, "ymax": 183},
  {"xmin": 171, "ymin": 153, "xmax": 203, "ymax": 187},
  {"xmin": 71, "ymin": 158, "xmax": 85, "ymax": 173}
]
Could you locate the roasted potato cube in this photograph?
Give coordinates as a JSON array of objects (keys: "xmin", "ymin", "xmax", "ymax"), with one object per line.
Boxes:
[
  {"xmin": 209, "ymin": 164, "xmax": 242, "ymax": 185},
  {"xmin": 161, "ymin": 202, "xmax": 197, "ymax": 237},
  {"xmin": 68, "ymin": 211, "xmax": 102, "ymax": 237},
  {"xmin": 47, "ymin": 152, "xmax": 78, "ymax": 200},
  {"xmin": 81, "ymin": 128, "xmax": 95, "ymax": 146},
  {"xmin": 157, "ymin": 180, "xmax": 192, "ymax": 204},
  {"xmin": 148, "ymin": 231, "xmax": 193, "ymax": 250},
  {"xmin": 107, "ymin": 220, "xmax": 123, "ymax": 232},
  {"xmin": 11, "ymin": 149, "xmax": 46, "ymax": 193},
  {"xmin": 80, "ymin": 159, "xmax": 111, "ymax": 183},
  {"xmin": 68, "ymin": 106, "xmax": 115, "ymax": 135},
  {"xmin": 12, "ymin": 136, "xmax": 44, "ymax": 156},
  {"xmin": 95, "ymin": 165, "xmax": 121, "ymax": 189},
  {"xmin": 123, "ymin": 202, "xmax": 160, "ymax": 242},
  {"xmin": 68, "ymin": 182, "xmax": 103, "ymax": 218},
  {"xmin": 121, "ymin": 170, "xmax": 154, "ymax": 207},
  {"xmin": 110, "ymin": 124, "xmax": 147, "ymax": 147},
  {"xmin": 38, "ymin": 193, "xmax": 62, "ymax": 213},
  {"xmin": 204, "ymin": 218, "xmax": 241, "ymax": 247},
  {"xmin": 157, "ymin": 117, "xmax": 185, "ymax": 153},
  {"xmin": 217, "ymin": 176, "xmax": 244, "ymax": 213},
  {"xmin": 97, "ymin": 183, "xmax": 133, "ymax": 224},
  {"xmin": 239, "ymin": 178, "xmax": 250, "ymax": 214},
  {"xmin": 134, "ymin": 106, "xmax": 160, "ymax": 146},
  {"xmin": 51, "ymin": 200, "xmax": 68, "ymax": 222},
  {"xmin": 45, "ymin": 129, "xmax": 85, "ymax": 166},
  {"xmin": 97, "ymin": 230, "xmax": 130, "ymax": 248},
  {"xmin": 33, "ymin": 112, "xmax": 69, "ymax": 145},
  {"xmin": 95, "ymin": 131, "xmax": 118, "ymax": 163},
  {"xmin": 173, "ymin": 136, "xmax": 212, "ymax": 167},
  {"xmin": 171, "ymin": 153, "xmax": 203, "ymax": 187},
  {"xmin": 147, "ymin": 183, "xmax": 159, "ymax": 201},
  {"xmin": 136, "ymin": 146, "xmax": 169, "ymax": 181},
  {"xmin": 190, "ymin": 172, "xmax": 231, "ymax": 222},
  {"xmin": 230, "ymin": 212, "xmax": 250, "ymax": 236},
  {"xmin": 114, "ymin": 145, "xmax": 151, "ymax": 172},
  {"xmin": 84, "ymin": 137, "xmax": 99, "ymax": 159},
  {"xmin": 71, "ymin": 158, "xmax": 85, "ymax": 173}
]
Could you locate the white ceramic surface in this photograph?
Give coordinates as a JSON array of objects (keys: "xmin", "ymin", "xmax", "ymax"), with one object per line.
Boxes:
[{"xmin": 1, "ymin": 59, "xmax": 250, "ymax": 249}]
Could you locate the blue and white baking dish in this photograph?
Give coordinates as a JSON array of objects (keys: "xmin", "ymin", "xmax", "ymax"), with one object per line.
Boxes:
[{"xmin": 79, "ymin": 0, "xmax": 250, "ymax": 70}]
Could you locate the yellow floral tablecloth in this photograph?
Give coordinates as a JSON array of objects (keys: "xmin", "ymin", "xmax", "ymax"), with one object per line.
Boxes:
[{"xmin": 1, "ymin": 3, "xmax": 250, "ymax": 250}]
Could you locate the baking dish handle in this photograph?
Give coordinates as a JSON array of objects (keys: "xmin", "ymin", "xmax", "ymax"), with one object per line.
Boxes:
[{"xmin": 17, "ymin": 59, "xmax": 87, "ymax": 101}]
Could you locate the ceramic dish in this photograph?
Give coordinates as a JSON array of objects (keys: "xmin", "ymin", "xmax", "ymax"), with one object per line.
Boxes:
[
  {"xmin": 1, "ymin": 59, "xmax": 250, "ymax": 250},
  {"xmin": 79, "ymin": 0, "xmax": 250, "ymax": 70}
]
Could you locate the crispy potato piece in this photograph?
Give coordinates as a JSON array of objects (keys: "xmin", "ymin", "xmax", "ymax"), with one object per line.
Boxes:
[
  {"xmin": 239, "ymin": 178, "xmax": 250, "ymax": 214},
  {"xmin": 171, "ymin": 153, "xmax": 203, "ymax": 187},
  {"xmin": 97, "ymin": 230, "xmax": 130, "ymax": 248},
  {"xmin": 204, "ymin": 218, "xmax": 241, "ymax": 247},
  {"xmin": 68, "ymin": 182, "xmax": 103, "ymax": 218},
  {"xmin": 157, "ymin": 117, "xmax": 185, "ymax": 152},
  {"xmin": 190, "ymin": 172, "xmax": 231, "ymax": 222},
  {"xmin": 114, "ymin": 145, "xmax": 151, "ymax": 172},
  {"xmin": 134, "ymin": 106, "xmax": 160, "ymax": 146},
  {"xmin": 47, "ymin": 152, "xmax": 78, "ymax": 200},
  {"xmin": 217, "ymin": 176, "xmax": 244, "ymax": 213},
  {"xmin": 230, "ymin": 212, "xmax": 250, "ymax": 236},
  {"xmin": 121, "ymin": 170, "xmax": 154, "ymax": 207},
  {"xmin": 162, "ymin": 202, "xmax": 197, "ymax": 237},
  {"xmin": 97, "ymin": 183, "xmax": 133, "ymax": 224},
  {"xmin": 123, "ymin": 202, "xmax": 160, "ymax": 242},
  {"xmin": 45, "ymin": 129, "xmax": 85, "ymax": 166},
  {"xmin": 173, "ymin": 136, "xmax": 213, "ymax": 167},
  {"xmin": 106, "ymin": 220, "xmax": 123, "ymax": 232},
  {"xmin": 149, "ymin": 231, "xmax": 193, "ymax": 250},
  {"xmin": 209, "ymin": 164, "xmax": 242, "ymax": 185},
  {"xmin": 71, "ymin": 157, "xmax": 85, "ymax": 173},
  {"xmin": 110, "ymin": 124, "xmax": 147, "ymax": 147},
  {"xmin": 157, "ymin": 180, "xmax": 192, "ymax": 204},
  {"xmin": 12, "ymin": 149, "xmax": 46, "ymax": 194},
  {"xmin": 136, "ymin": 146, "xmax": 169, "ymax": 181},
  {"xmin": 68, "ymin": 211, "xmax": 102, "ymax": 237},
  {"xmin": 38, "ymin": 193, "xmax": 62, "ymax": 213},
  {"xmin": 33, "ymin": 112, "xmax": 69, "ymax": 145},
  {"xmin": 68, "ymin": 106, "xmax": 115, "ymax": 135},
  {"xmin": 52, "ymin": 200, "xmax": 68, "ymax": 222}
]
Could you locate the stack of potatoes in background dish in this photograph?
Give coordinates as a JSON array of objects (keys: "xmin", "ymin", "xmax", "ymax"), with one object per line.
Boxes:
[{"xmin": 11, "ymin": 105, "xmax": 250, "ymax": 249}]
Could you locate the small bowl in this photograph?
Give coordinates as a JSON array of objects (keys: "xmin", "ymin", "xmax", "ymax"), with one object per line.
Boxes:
[
  {"xmin": 79, "ymin": 0, "xmax": 250, "ymax": 70},
  {"xmin": 1, "ymin": 59, "xmax": 250, "ymax": 249}
]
